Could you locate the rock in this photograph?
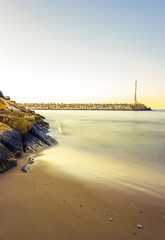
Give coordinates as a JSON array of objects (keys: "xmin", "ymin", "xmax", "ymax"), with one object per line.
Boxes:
[
  {"xmin": 0, "ymin": 142, "xmax": 17, "ymax": 173},
  {"xmin": 0, "ymin": 91, "xmax": 5, "ymax": 99},
  {"xmin": 29, "ymin": 155, "xmax": 35, "ymax": 160},
  {"xmin": 27, "ymin": 155, "xmax": 35, "ymax": 164},
  {"xmin": 0, "ymin": 126, "xmax": 22, "ymax": 157},
  {"xmin": 0, "ymin": 114, "xmax": 33, "ymax": 134},
  {"xmin": 27, "ymin": 158, "xmax": 34, "ymax": 164},
  {"xmin": 5, "ymin": 96, "xmax": 10, "ymax": 101},
  {"xmin": 0, "ymin": 91, "xmax": 57, "ymax": 173},
  {"xmin": 109, "ymin": 218, "xmax": 113, "ymax": 221},
  {"xmin": 22, "ymin": 164, "xmax": 30, "ymax": 172},
  {"xmin": 22, "ymin": 131, "xmax": 47, "ymax": 152},
  {"xmin": 136, "ymin": 224, "xmax": 142, "ymax": 229},
  {"xmin": 0, "ymin": 91, "xmax": 10, "ymax": 100},
  {"xmin": 29, "ymin": 123, "xmax": 57, "ymax": 146}
]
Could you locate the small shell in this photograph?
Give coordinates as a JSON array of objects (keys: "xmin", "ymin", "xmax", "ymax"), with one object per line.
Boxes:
[{"xmin": 109, "ymin": 218, "xmax": 113, "ymax": 221}]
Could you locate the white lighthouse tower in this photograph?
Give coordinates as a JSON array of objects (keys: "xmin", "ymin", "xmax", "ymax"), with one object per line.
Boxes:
[{"xmin": 134, "ymin": 80, "xmax": 137, "ymax": 104}]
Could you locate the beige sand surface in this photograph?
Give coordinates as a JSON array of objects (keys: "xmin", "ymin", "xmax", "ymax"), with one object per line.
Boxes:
[{"xmin": 0, "ymin": 153, "xmax": 165, "ymax": 240}]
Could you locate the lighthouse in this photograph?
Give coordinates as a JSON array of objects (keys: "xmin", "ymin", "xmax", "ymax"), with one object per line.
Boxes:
[{"xmin": 134, "ymin": 80, "xmax": 137, "ymax": 104}]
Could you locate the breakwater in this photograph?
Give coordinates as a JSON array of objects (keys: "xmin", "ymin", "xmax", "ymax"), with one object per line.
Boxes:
[{"xmin": 18, "ymin": 103, "xmax": 151, "ymax": 111}]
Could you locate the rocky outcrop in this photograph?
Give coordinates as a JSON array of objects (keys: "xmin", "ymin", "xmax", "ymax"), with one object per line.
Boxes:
[
  {"xmin": 0, "ymin": 115, "xmax": 33, "ymax": 134},
  {"xmin": 0, "ymin": 91, "xmax": 10, "ymax": 101},
  {"xmin": 0, "ymin": 125, "xmax": 22, "ymax": 157},
  {"xmin": 0, "ymin": 142, "xmax": 17, "ymax": 173},
  {"xmin": 0, "ymin": 91, "xmax": 57, "ymax": 173}
]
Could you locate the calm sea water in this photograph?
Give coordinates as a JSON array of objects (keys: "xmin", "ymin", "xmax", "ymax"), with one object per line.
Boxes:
[{"xmin": 36, "ymin": 110, "xmax": 165, "ymax": 198}]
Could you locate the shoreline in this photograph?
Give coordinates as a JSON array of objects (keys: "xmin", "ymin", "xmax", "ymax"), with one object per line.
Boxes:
[{"xmin": 0, "ymin": 151, "xmax": 165, "ymax": 240}]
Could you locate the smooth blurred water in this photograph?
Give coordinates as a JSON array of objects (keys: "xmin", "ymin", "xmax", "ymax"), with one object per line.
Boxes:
[{"xmin": 37, "ymin": 110, "xmax": 165, "ymax": 198}]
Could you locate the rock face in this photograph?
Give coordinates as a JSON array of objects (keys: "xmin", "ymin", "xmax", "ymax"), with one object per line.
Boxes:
[
  {"xmin": 0, "ymin": 91, "xmax": 57, "ymax": 173},
  {"xmin": 0, "ymin": 142, "xmax": 17, "ymax": 173},
  {"xmin": 0, "ymin": 91, "xmax": 10, "ymax": 101},
  {"xmin": 0, "ymin": 127, "xmax": 22, "ymax": 157}
]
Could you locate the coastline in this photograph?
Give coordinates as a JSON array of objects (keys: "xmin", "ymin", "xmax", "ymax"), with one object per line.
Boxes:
[
  {"xmin": 0, "ymin": 150, "xmax": 165, "ymax": 240},
  {"xmin": 0, "ymin": 93, "xmax": 56, "ymax": 173}
]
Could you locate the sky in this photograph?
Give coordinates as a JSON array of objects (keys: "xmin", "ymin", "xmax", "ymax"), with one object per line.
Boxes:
[{"xmin": 0, "ymin": 0, "xmax": 165, "ymax": 108}]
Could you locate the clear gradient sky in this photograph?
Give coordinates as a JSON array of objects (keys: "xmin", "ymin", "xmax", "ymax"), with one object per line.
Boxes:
[{"xmin": 0, "ymin": 0, "xmax": 165, "ymax": 108}]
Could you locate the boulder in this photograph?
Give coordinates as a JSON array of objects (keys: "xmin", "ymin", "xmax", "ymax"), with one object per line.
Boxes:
[
  {"xmin": 22, "ymin": 131, "xmax": 47, "ymax": 152},
  {"xmin": 0, "ymin": 91, "xmax": 10, "ymax": 101},
  {"xmin": 29, "ymin": 123, "xmax": 57, "ymax": 146},
  {"xmin": 0, "ymin": 126, "xmax": 22, "ymax": 157},
  {"xmin": 0, "ymin": 114, "xmax": 33, "ymax": 134},
  {"xmin": 0, "ymin": 142, "xmax": 17, "ymax": 173},
  {"xmin": 0, "ymin": 91, "xmax": 57, "ymax": 173}
]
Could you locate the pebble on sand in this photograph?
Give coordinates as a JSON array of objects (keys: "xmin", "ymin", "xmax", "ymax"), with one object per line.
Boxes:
[
  {"xmin": 136, "ymin": 224, "xmax": 142, "ymax": 229},
  {"xmin": 28, "ymin": 155, "xmax": 35, "ymax": 164},
  {"xmin": 22, "ymin": 164, "xmax": 30, "ymax": 173}
]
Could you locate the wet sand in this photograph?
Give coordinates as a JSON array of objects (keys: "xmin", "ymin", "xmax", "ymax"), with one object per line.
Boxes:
[{"xmin": 0, "ymin": 153, "xmax": 165, "ymax": 240}]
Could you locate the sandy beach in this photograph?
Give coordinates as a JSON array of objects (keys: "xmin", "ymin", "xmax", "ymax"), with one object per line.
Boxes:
[{"xmin": 0, "ymin": 151, "xmax": 165, "ymax": 240}]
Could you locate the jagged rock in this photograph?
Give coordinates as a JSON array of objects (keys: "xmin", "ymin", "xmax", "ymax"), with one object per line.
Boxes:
[
  {"xmin": 0, "ymin": 125, "xmax": 22, "ymax": 157},
  {"xmin": 0, "ymin": 91, "xmax": 57, "ymax": 173},
  {"xmin": 0, "ymin": 91, "xmax": 10, "ymax": 101},
  {"xmin": 38, "ymin": 123, "xmax": 49, "ymax": 133},
  {"xmin": 22, "ymin": 131, "xmax": 47, "ymax": 152},
  {"xmin": 0, "ymin": 142, "xmax": 17, "ymax": 173},
  {"xmin": 0, "ymin": 91, "xmax": 5, "ymax": 99},
  {"xmin": 22, "ymin": 164, "xmax": 30, "ymax": 172},
  {"xmin": 29, "ymin": 123, "xmax": 57, "ymax": 146}
]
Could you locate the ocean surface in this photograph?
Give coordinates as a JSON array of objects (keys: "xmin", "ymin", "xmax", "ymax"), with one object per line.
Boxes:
[{"xmin": 36, "ymin": 110, "xmax": 165, "ymax": 199}]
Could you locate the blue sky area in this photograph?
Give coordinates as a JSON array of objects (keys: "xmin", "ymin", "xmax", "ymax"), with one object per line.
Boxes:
[{"xmin": 0, "ymin": 0, "xmax": 165, "ymax": 108}]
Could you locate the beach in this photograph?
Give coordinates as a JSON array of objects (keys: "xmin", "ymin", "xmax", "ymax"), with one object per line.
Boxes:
[
  {"xmin": 1, "ymin": 110, "xmax": 165, "ymax": 240},
  {"xmin": 1, "ymin": 0, "xmax": 165, "ymax": 238},
  {"xmin": 0, "ymin": 151, "xmax": 165, "ymax": 240}
]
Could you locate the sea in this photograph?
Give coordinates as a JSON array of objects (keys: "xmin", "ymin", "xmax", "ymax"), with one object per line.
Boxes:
[{"xmin": 36, "ymin": 110, "xmax": 165, "ymax": 199}]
